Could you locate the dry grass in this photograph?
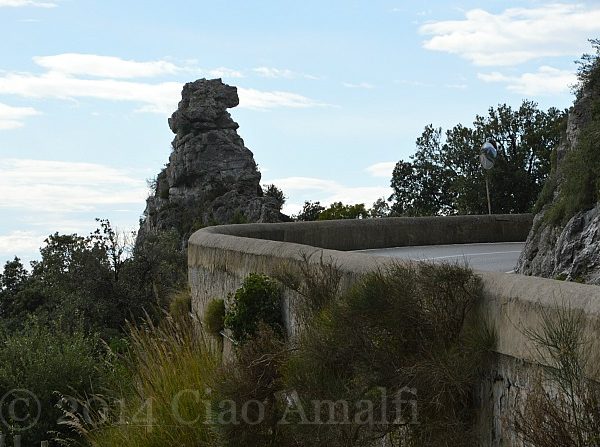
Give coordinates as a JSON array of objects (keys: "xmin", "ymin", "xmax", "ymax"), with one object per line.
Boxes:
[
  {"xmin": 62, "ymin": 315, "xmax": 218, "ymax": 447},
  {"xmin": 514, "ymin": 306, "xmax": 600, "ymax": 446}
]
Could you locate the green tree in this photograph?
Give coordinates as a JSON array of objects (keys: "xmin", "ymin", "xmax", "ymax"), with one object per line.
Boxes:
[
  {"xmin": 295, "ymin": 200, "xmax": 325, "ymax": 221},
  {"xmin": 0, "ymin": 222, "xmax": 184, "ymax": 335},
  {"xmin": 369, "ymin": 197, "xmax": 391, "ymax": 218},
  {"xmin": 390, "ymin": 101, "xmax": 566, "ymax": 216},
  {"xmin": 318, "ymin": 202, "xmax": 368, "ymax": 220},
  {"xmin": 263, "ymin": 184, "xmax": 286, "ymax": 211}
]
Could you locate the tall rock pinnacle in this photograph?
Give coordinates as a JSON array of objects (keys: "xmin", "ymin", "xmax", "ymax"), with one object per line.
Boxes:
[{"xmin": 139, "ymin": 79, "xmax": 283, "ymax": 244}]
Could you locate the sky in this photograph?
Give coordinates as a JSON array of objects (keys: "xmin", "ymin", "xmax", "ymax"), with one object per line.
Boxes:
[{"xmin": 0, "ymin": 0, "xmax": 597, "ymax": 266}]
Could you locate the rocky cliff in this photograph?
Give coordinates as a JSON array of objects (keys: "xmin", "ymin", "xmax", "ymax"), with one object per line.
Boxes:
[
  {"xmin": 517, "ymin": 65, "xmax": 600, "ymax": 284},
  {"xmin": 139, "ymin": 79, "xmax": 283, "ymax": 244}
]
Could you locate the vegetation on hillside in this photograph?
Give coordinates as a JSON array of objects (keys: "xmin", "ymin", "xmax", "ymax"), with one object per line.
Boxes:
[
  {"xmin": 0, "ymin": 219, "xmax": 187, "ymax": 444},
  {"xmin": 66, "ymin": 261, "xmax": 493, "ymax": 447},
  {"xmin": 536, "ymin": 40, "xmax": 600, "ymax": 225}
]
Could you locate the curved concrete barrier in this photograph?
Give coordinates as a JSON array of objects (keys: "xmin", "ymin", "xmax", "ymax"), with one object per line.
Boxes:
[{"xmin": 188, "ymin": 214, "xmax": 600, "ymax": 446}]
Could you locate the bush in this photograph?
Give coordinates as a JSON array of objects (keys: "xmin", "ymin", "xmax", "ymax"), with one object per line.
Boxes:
[
  {"xmin": 0, "ymin": 320, "xmax": 108, "ymax": 445},
  {"xmin": 169, "ymin": 288, "xmax": 192, "ymax": 321},
  {"xmin": 544, "ymin": 107, "xmax": 600, "ymax": 225},
  {"xmin": 204, "ymin": 298, "xmax": 226, "ymax": 335},
  {"xmin": 224, "ymin": 273, "xmax": 283, "ymax": 343},
  {"xmin": 216, "ymin": 262, "xmax": 493, "ymax": 447},
  {"xmin": 282, "ymin": 262, "xmax": 492, "ymax": 446},
  {"xmin": 514, "ymin": 305, "xmax": 600, "ymax": 445}
]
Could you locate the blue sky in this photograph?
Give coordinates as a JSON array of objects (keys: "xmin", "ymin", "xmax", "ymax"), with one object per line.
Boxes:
[{"xmin": 0, "ymin": 0, "xmax": 596, "ymax": 265}]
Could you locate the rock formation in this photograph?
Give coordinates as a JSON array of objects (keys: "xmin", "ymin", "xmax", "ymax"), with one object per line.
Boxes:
[
  {"xmin": 517, "ymin": 71, "xmax": 600, "ymax": 284},
  {"xmin": 139, "ymin": 79, "xmax": 283, "ymax": 244}
]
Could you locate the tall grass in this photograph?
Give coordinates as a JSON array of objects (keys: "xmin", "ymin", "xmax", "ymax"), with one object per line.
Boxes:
[{"xmin": 63, "ymin": 315, "xmax": 218, "ymax": 447}]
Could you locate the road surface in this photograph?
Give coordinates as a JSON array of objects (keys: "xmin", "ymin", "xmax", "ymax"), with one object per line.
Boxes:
[{"xmin": 358, "ymin": 242, "xmax": 525, "ymax": 273}]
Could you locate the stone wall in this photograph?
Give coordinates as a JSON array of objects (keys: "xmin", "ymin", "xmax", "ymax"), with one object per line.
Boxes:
[{"xmin": 188, "ymin": 214, "xmax": 600, "ymax": 446}]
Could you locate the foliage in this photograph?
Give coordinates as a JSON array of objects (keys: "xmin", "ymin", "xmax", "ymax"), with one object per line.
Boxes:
[
  {"xmin": 224, "ymin": 274, "xmax": 283, "ymax": 343},
  {"xmin": 168, "ymin": 288, "xmax": 192, "ymax": 321},
  {"xmin": 217, "ymin": 261, "xmax": 493, "ymax": 447},
  {"xmin": 538, "ymin": 41, "xmax": 600, "ymax": 225},
  {"xmin": 263, "ymin": 184, "xmax": 286, "ymax": 211},
  {"xmin": 0, "ymin": 222, "xmax": 186, "ymax": 336},
  {"xmin": 543, "ymin": 112, "xmax": 600, "ymax": 225},
  {"xmin": 275, "ymin": 253, "xmax": 342, "ymax": 325},
  {"xmin": 318, "ymin": 201, "xmax": 368, "ymax": 220},
  {"xmin": 211, "ymin": 325, "xmax": 289, "ymax": 447},
  {"xmin": 204, "ymin": 298, "xmax": 226, "ymax": 335},
  {"xmin": 231, "ymin": 210, "xmax": 249, "ymax": 224},
  {"xmin": 575, "ymin": 39, "xmax": 600, "ymax": 100},
  {"xmin": 514, "ymin": 305, "xmax": 600, "ymax": 446},
  {"xmin": 282, "ymin": 262, "xmax": 492, "ymax": 446},
  {"xmin": 369, "ymin": 197, "xmax": 391, "ymax": 218},
  {"xmin": 295, "ymin": 201, "xmax": 325, "ymax": 221},
  {"xmin": 0, "ymin": 320, "xmax": 108, "ymax": 445},
  {"xmin": 63, "ymin": 316, "xmax": 218, "ymax": 447},
  {"xmin": 389, "ymin": 101, "xmax": 566, "ymax": 216}
]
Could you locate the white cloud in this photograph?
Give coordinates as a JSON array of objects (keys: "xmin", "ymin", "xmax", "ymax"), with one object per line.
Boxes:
[
  {"xmin": 0, "ymin": 158, "xmax": 147, "ymax": 212},
  {"xmin": 366, "ymin": 161, "xmax": 396, "ymax": 178},
  {"xmin": 343, "ymin": 82, "xmax": 375, "ymax": 89},
  {"xmin": 33, "ymin": 54, "xmax": 181, "ymax": 79},
  {"xmin": 0, "ymin": 233, "xmax": 40, "ymax": 256},
  {"xmin": 204, "ymin": 67, "xmax": 244, "ymax": 79},
  {"xmin": 0, "ymin": 231, "xmax": 46, "ymax": 257},
  {"xmin": 252, "ymin": 67, "xmax": 318, "ymax": 80},
  {"xmin": 0, "ymin": 56, "xmax": 328, "ymax": 115},
  {"xmin": 420, "ymin": 3, "xmax": 600, "ymax": 66},
  {"xmin": 237, "ymin": 88, "xmax": 328, "ymax": 110},
  {"xmin": 0, "ymin": 71, "xmax": 183, "ymax": 114},
  {"xmin": 266, "ymin": 176, "xmax": 391, "ymax": 211},
  {"xmin": 0, "ymin": 102, "xmax": 39, "ymax": 129},
  {"xmin": 0, "ymin": 0, "xmax": 56, "ymax": 7},
  {"xmin": 478, "ymin": 66, "xmax": 577, "ymax": 95}
]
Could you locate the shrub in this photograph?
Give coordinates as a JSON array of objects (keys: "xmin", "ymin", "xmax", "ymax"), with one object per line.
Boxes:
[
  {"xmin": 216, "ymin": 261, "xmax": 493, "ymax": 447},
  {"xmin": 211, "ymin": 325, "xmax": 289, "ymax": 446},
  {"xmin": 275, "ymin": 253, "xmax": 342, "ymax": 324},
  {"xmin": 168, "ymin": 288, "xmax": 192, "ymax": 321},
  {"xmin": 540, "ymin": 42, "xmax": 600, "ymax": 225},
  {"xmin": 224, "ymin": 273, "xmax": 283, "ymax": 343},
  {"xmin": 282, "ymin": 262, "xmax": 492, "ymax": 446},
  {"xmin": 514, "ymin": 305, "xmax": 600, "ymax": 446},
  {"xmin": 0, "ymin": 320, "xmax": 108, "ymax": 445},
  {"xmin": 204, "ymin": 298, "xmax": 226, "ymax": 335},
  {"xmin": 544, "ymin": 109, "xmax": 600, "ymax": 225}
]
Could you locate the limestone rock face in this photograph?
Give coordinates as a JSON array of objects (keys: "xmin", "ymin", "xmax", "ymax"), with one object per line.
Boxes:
[
  {"xmin": 140, "ymin": 79, "xmax": 283, "ymax": 243},
  {"xmin": 516, "ymin": 86, "xmax": 600, "ymax": 284}
]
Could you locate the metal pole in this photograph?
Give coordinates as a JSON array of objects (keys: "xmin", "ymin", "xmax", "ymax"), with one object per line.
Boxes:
[{"xmin": 485, "ymin": 175, "xmax": 492, "ymax": 215}]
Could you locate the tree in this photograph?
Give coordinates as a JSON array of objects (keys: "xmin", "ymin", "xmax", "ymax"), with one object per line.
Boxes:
[
  {"xmin": 295, "ymin": 201, "xmax": 325, "ymax": 221},
  {"xmin": 0, "ymin": 220, "xmax": 183, "ymax": 335},
  {"xmin": 263, "ymin": 184, "xmax": 286, "ymax": 211},
  {"xmin": 389, "ymin": 101, "xmax": 566, "ymax": 216},
  {"xmin": 318, "ymin": 202, "xmax": 368, "ymax": 220},
  {"xmin": 369, "ymin": 197, "xmax": 391, "ymax": 218}
]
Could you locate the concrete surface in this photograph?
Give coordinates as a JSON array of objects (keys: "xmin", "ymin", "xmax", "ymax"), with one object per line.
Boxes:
[
  {"xmin": 359, "ymin": 242, "xmax": 525, "ymax": 273},
  {"xmin": 208, "ymin": 214, "xmax": 534, "ymax": 251}
]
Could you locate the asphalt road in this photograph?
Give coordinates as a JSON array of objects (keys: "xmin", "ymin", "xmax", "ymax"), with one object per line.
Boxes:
[{"xmin": 358, "ymin": 242, "xmax": 525, "ymax": 273}]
